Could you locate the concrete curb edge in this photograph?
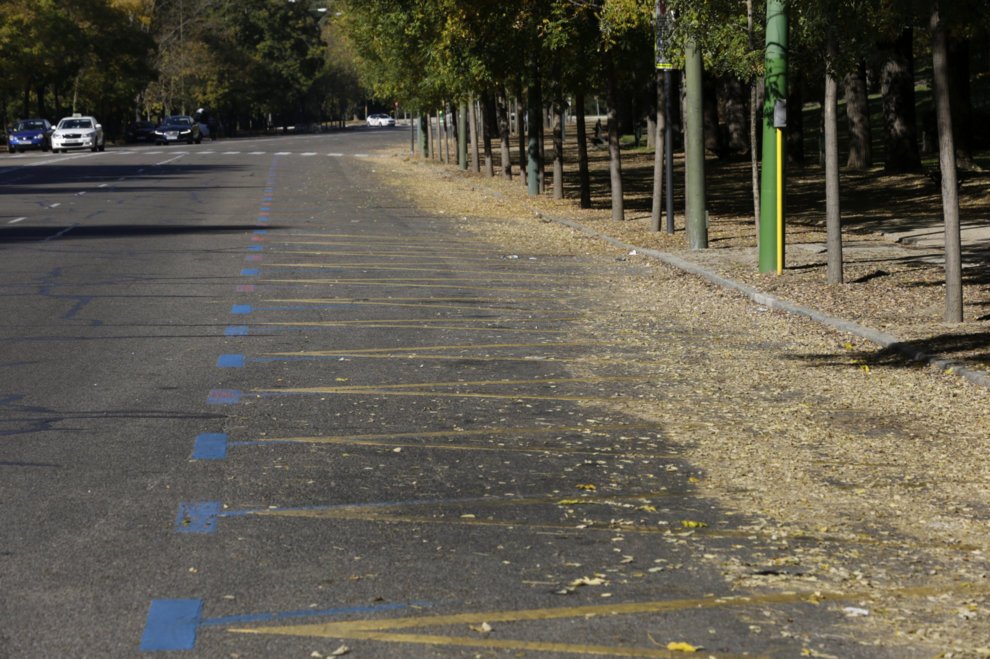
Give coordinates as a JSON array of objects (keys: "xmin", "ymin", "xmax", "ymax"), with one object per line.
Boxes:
[{"xmin": 544, "ymin": 213, "xmax": 990, "ymax": 390}]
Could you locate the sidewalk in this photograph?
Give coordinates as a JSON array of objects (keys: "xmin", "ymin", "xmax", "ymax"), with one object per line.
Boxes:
[{"xmin": 386, "ymin": 156, "xmax": 990, "ymax": 389}]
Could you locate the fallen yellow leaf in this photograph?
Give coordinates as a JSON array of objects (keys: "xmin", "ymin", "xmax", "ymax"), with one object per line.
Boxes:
[
  {"xmin": 680, "ymin": 520, "xmax": 707, "ymax": 529},
  {"xmin": 667, "ymin": 641, "xmax": 698, "ymax": 653}
]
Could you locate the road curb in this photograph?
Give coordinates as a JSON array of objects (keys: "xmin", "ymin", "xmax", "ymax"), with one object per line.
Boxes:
[{"xmin": 543, "ymin": 213, "xmax": 990, "ymax": 390}]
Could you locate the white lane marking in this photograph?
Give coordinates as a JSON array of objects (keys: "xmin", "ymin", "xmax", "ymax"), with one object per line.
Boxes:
[
  {"xmin": 156, "ymin": 155, "xmax": 185, "ymax": 166},
  {"xmin": 328, "ymin": 153, "xmax": 343, "ymax": 157},
  {"xmin": 9, "ymin": 217, "xmax": 27, "ymax": 224},
  {"xmin": 50, "ymin": 203, "xmax": 61, "ymax": 208},
  {"xmin": 98, "ymin": 183, "xmax": 108, "ymax": 188},
  {"xmin": 223, "ymin": 151, "xmax": 241, "ymax": 155},
  {"xmin": 275, "ymin": 152, "xmax": 292, "ymax": 156},
  {"xmin": 355, "ymin": 154, "xmax": 370, "ymax": 158},
  {"xmin": 250, "ymin": 151, "xmax": 266, "ymax": 155},
  {"xmin": 76, "ymin": 191, "xmax": 87, "ymax": 196},
  {"xmin": 199, "ymin": 151, "xmax": 216, "ymax": 154},
  {"xmin": 301, "ymin": 152, "xmax": 317, "ymax": 157}
]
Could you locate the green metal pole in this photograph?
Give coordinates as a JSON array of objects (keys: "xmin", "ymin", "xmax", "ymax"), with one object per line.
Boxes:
[
  {"xmin": 684, "ymin": 36, "xmax": 707, "ymax": 249},
  {"xmin": 457, "ymin": 102, "xmax": 468, "ymax": 169},
  {"xmin": 759, "ymin": 0, "xmax": 788, "ymax": 272}
]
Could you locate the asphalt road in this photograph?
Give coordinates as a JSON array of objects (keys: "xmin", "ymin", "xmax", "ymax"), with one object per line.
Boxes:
[{"xmin": 1, "ymin": 129, "xmax": 896, "ymax": 657}]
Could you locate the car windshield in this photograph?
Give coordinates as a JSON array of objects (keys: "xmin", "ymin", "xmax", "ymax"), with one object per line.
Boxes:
[
  {"xmin": 166, "ymin": 116, "xmax": 192, "ymax": 126},
  {"xmin": 14, "ymin": 120, "xmax": 45, "ymax": 131},
  {"xmin": 59, "ymin": 119, "xmax": 93, "ymax": 129}
]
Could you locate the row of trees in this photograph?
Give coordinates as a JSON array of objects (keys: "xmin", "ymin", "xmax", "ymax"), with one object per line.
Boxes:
[
  {"xmin": 0, "ymin": 0, "xmax": 366, "ymax": 138},
  {"xmin": 339, "ymin": 0, "xmax": 990, "ymax": 321}
]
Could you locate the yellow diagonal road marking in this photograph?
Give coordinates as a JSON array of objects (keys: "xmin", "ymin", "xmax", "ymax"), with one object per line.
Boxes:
[
  {"xmin": 261, "ymin": 374, "xmax": 654, "ymax": 393},
  {"xmin": 265, "ymin": 263, "xmax": 563, "ymax": 279},
  {"xmin": 229, "ymin": 583, "xmax": 990, "ymax": 657},
  {"xmin": 265, "ymin": 341, "xmax": 604, "ymax": 354},
  {"xmin": 261, "ymin": 279, "xmax": 554, "ymax": 294},
  {"xmin": 260, "ymin": 321, "xmax": 572, "ymax": 334}
]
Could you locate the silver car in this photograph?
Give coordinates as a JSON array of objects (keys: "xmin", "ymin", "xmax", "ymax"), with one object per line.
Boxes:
[{"xmin": 52, "ymin": 115, "xmax": 105, "ymax": 153}]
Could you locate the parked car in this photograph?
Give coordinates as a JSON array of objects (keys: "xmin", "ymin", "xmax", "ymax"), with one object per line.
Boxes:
[
  {"xmin": 125, "ymin": 120, "xmax": 157, "ymax": 143},
  {"xmin": 7, "ymin": 118, "xmax": 52, "ymax": 153},
  {"xmin": 51, "ymin": 115, "xmax": 105, "ymax": 153},
  {"xmin": 153, "ymin": 115, "xmax": 202, "ymax": 145},
  {"xmin": 366, "ymin": 113, "xmax": 395, "ymax": 127}
]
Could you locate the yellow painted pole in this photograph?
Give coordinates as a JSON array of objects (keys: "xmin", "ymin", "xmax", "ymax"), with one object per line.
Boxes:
[{"xmin": 775, "ymin": 127, "xmax": 783, "ymax": 274}]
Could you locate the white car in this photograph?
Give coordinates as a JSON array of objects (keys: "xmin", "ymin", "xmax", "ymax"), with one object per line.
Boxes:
[
  {"xmin": 366, "ymin": 113, "xmax": 395, "ymax": 127},
  {"xmin": 52, "ymin": 115, "xmax": 105, "ymax": 153}
]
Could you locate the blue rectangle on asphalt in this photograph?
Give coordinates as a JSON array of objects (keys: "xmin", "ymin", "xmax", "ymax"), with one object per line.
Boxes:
[
  {"xmin": 176, "ymin": 501, "xmax": 222, "ymax": 534},
  {"xmin": 140, "ymin": 598, "xmax": 202, "ymax": 651},
  {"xmin": 240, "ymin": 268, "xmax": 259, "ymax": 276},
  {"xmin": 207, "ymin": 389, "xmax": 242, "ymax": 405},
  {"xmin": 231, "ymin": 304, "xmax": 252, "ymax": 315},
  {"xmin": 192, "ymin": 433, "xmax": 228, "ymax": 460},
  {"xmin": 224, "ymin": 326, "xmax": 249, "ymax": 336},
  {"xmin": 247, "ymin": 245, "xmax": 263, "ymax": 252},
  {"xmin": 217, "ymin": 354, "xmax": 245, "ymax": 368}
]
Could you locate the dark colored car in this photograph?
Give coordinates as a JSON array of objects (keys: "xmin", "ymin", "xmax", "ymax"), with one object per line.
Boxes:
[
  {"xmin": 153, "ymin": 115, "xmax": 202, "ymax": 145},
  {"xmin": 125, "ymin": 120, "xmax": 157, "ymax": 143},
  {"xmin": 7, "ymin": 118, "xmax": 52, "ymax": 153}
]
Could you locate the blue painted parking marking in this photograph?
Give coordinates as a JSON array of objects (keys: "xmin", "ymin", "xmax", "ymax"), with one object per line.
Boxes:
[
  {"xmin": 231, "ymin": 304, "xmax": 252, "ymax": 315},
  {"xmin": 207, "ymin": 389, "xmax": 242, "ymax": 405},
  {"xmin": 216, "ymin": 354, "xmax": 246, "ymax": 368},
  {"xmin": 191, "ymin": 433, "xmax": 228, "ymax": 460},
  {"xmin": 140, "ymin": 598, "xmax": 432, "ymax": 651},
  {"xmin": 240, "ymin": 268, "xmax": 259, "ymax": 276},
  {"xmin": 175, "ymin": 501, "xmax": 222, "ymax": 534},
  {"xmin": 224, "ymin": 325, "xmax": 249, "ymax": 336},
  {"xmin": 140, "ymin": 599, "xmax": 203, "ymax": 651},
  {"xmin": 247, "ymin": 245, "xmax": 263, "ymax": 252}
]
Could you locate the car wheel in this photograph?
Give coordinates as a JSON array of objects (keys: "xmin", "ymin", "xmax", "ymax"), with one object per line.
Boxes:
[
  {"xmin": 195, "ymin": 137, "xmax": 201, "ymax": 144},
  {"xmin": 98, "ymin": 142, "xmax": 105, "ymax": 152}
]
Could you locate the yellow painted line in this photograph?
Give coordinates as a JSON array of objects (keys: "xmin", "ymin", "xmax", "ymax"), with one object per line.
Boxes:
[
  {"xmin": 266, "ymin": 297, "xmax": 557, "ymax": 312},
  {"xmin": 261, "ymin": 434, "xmax": 675, "ymax": 457},
  {"xmin": 260, "ymin": 321, "xmax": 572, "ymax": 334},
  {"xmin": 260, "ymin": 629, "xmax": 729, "ymax": 657},
  {"xmin": 281, "ymin": 233, "xmax": 480, "ymax": 244},
  {"xmin": 263, "ymin": 374, "xmax": 654, "ymax": 393},
  {"xmin": 265, "ymin": 264, "xmax": 564, "ymax": 279},
  {"xmin": 261, "ymin": 279, "xmax": 554, "ymax": 294},
  {"xmin": 281, "ymin": 250, "xmax": 506, "ymax": 263},
  {"xmin": 279, "ymin": 240, "xmax": 494, "ymax": 253},
  {"xmin": 265, "ymin": 341, "xmax": 604, "ymax": 354},
  {"xmin": 233, "ymin": 583, "xmax": 990, "ymax": 655},
  {"xmin": 261, "ymin": 317, "xmax": 582, "ymax": 326},
  {"xmin": 232, "ymin": 583, "xmax": 990, "ymax": 638}
]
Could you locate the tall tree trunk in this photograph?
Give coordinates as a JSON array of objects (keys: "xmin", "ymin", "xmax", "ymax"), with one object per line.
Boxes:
[
  {"xmin": 931, "ymin": 3, "xmax": 963, "ymax": 322},
  {"xmin": 575, "ymin": 89, "xmax": 592, "ymax": 209},
  {"xmin": 496, "ymin": 85, "xmax": 512, "ymax": 179},
  {"xmin": 482, "ymin": 93, "xmax": 495, "ymax": 177},
  {"xmin": 825, "ymin": 34, "xmax": 843, "ymax": 284},
  {"xmin": 515, "ymin": 80, "xmax": 527, "ymax": 185},
  {"xmin": 468, "ymin": 97, "xmax": 480, "ymax": 173},
  {"xmin": 606, "ymin": 59, "xmax": 624, "ymax": 220},
  {"xmin": 526, "ymin": 68, "xmax": 543, "ymax": 196},
  {"xmin": 881, "ymin": 28, "xmax": 921, "ymax": 172},
  {"xmin": 651, "ymin": 67, "xmax": 666, "ymax": 232},
  {"xmin": 843, "ymin": 60, "xmax": 872, "ymax": 170},
  {"xmin": 552, "ymin": 89, "xmax": 564, "ymax": 200},
  {"xmin": 748, "ymin": 0, "xmax": 760, "ymax": 242}
]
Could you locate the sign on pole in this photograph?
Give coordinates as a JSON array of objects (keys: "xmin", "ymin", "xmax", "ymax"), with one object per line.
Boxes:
[{"xmin": 655, "ymin": 2, "xmax": 674, "ymax": 70}]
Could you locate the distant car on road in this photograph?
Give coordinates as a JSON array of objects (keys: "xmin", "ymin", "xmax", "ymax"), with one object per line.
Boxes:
[
  {"xmin": 7, "ymin": 118, "xmax": 52, "ymax": 153},
  {"xmin": 366, "ymin": 113, "xmax": 395, "ymax": 127},
  {"xmin": 125, "ymin": 120, "xmax": 157, "ymax": 143},
  {"xmin": 51, "ymin": 115, "xmax": 105, "ymax": 153},
  {"xmin": 154, "ymin": 115, "xmax": 202, "ymax": 145}
]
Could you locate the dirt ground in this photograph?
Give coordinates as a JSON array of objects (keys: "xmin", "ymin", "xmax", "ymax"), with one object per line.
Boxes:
[{"xmin": 366, "ymin": 139, "xmax": 990, "ymax": 656}]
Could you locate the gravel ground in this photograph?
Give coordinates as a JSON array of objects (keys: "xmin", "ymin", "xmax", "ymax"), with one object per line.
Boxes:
[{"xmin": 364, "ymin": 148, "xmax": 990, "ymax": 656}]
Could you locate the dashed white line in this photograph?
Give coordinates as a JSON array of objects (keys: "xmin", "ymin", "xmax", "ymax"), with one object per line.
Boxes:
[
  {"xmin": 301, "ymin": 152, "xmax": 317, "ymax": 157},
  {"xmin": 223, "ymin": 151, "xmax": 242, "ymax": 155},
  {"xmin": 250, "ymin": 151, "xmax": 266, "ymax": 155},
  {"xmin": 50, "ymin": 203, "xmax": 61, "ymax": 208},
  {"xmin": 328, "ymin": 153, "xmax": 344, "ymax": 157},
  {"xmin": 9, "ymin": 217, "xmax": 27, "ymax": 224}
]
